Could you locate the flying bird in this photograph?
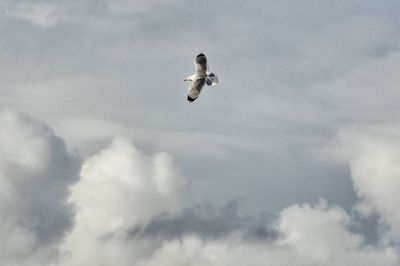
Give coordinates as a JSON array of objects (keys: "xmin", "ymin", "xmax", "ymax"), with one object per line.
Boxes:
[{"xmin": 184, "ymin": 53, "xmax": 219, "ymax": 102}]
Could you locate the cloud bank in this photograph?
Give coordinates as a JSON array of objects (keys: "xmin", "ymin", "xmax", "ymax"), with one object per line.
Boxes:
[
  {"xmin": 0, "ymin": 109, "xmax": 399, "ymax": 266},
  {"xmin": 137, "ymin": 202, "xmax": 397, "ymax": 266}
]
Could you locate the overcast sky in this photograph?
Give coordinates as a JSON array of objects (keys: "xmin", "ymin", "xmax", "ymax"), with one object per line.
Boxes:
[{"xmin": 1, "ymin": 1, "xmax": 400, "ymax": 265}]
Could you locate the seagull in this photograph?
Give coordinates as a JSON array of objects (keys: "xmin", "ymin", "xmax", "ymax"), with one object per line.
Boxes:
[{"xmin": 184, "ymin": 53, "xmax": 219, "ymax": 102}]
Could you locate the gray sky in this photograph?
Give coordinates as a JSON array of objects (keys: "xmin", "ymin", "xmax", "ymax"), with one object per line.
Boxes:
[{"xmin": 1, "ymin": 1, "xmax": 400, "ymax": 265}]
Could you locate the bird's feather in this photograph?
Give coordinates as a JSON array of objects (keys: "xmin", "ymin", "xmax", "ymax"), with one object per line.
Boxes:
[
  {"xmin": 187, "ymin": 78, "xmax": 206, "ymax": 102},
  {"xmin": 195, "ymin": 54, "xmax": 208, "ymax": 78}
]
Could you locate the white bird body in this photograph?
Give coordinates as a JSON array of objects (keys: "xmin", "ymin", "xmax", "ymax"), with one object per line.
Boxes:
[
  {"xmin": 184, "ymin": 74, "xmax": 196, "ymax": 81},
  {"xmin": 184, "ymin": 53, "xmax": 219, "ymax": 102}
]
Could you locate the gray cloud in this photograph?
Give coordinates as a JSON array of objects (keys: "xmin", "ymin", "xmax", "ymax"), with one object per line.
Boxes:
[
  {"xmin": 129, "ymin": 200, "xmax": 277, "ymax": 241},
  {"xmin": 0, "ymin": 109, "xmax": 79, "ymax": 265}
]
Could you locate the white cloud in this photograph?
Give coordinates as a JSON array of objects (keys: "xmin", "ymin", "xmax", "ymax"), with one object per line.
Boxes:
[
  {"xmin": 336, "ymin": 126, "xmax": 400, "ymax": 239},
  {"xmin": 136, "ymin": 202, "xmax": 398, "ymax": 266},
  {"xmin": 276, "ymin": 201, "xmax": 397, "ymax": 265},
  {"xmin": 60, "ymin": 137, "xmax": 185, "ymax": 266},
  {"xmin": 276, "ymin": 200, "xmax": 359, "ymax": 262},
  {"xmin": 0, "ymin": 109, "xmax": 79, "ymax": 265}
]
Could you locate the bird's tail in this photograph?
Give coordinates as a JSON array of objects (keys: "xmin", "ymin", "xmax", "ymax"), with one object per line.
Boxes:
[{"xmin": 206, "ymin": 73, "xmax": 219, "ymax": 86}]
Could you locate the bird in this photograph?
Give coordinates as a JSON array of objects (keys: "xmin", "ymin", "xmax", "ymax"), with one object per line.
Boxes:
[{"xmin": 184, "ymin": 53, "xmax": 219, "ymax": 102}]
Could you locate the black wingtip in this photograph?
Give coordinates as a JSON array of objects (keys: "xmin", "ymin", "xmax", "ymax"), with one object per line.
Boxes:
[{"xmin": 187, "ymin": 95, "xmax": 196, "ymax": 102}]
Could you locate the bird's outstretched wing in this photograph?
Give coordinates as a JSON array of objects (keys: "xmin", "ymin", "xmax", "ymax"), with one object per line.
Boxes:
[
  {"xmin": 194, "ymin": 53, "xmax": 208, "ymax": 79},
  {"xmin": 187, "ymin": 78, "xmax": 206, "ymax": 102}
]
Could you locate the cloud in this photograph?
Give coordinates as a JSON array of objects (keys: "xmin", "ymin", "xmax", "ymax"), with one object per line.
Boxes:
[
  {"xmin": 135, "ymin": 201, "xmax": 398, "ymax": 266},
  {"xmin": 0, "ymin": 109, "xmax": 79, "ymax": 265},
  {"xmin": 59, "ymin": 137, "xmax": 185, "ymax": 266},
  {"xmin": 129, "ymin": 200, "xmax": 277, "ymax": 241},
  {"xmin": 0, "ymin": 109, "xmax": 399, "ymax": 266},
  {"xmin": 0, "ymin": 0, "xmax": 182, "ymax": 29},
  {"xmin": 0, "ymin": 0, "xmax": 92, "ymax": 27},
  {"xmin": 56, "ymin": 134, "xmax": 399, "ymax": 266},
  {"xmin": 0, "ymin": 0, "xmax": 59, "ymax": 27},
  {"xmin": 336, "ymin": 126, "xmax": 400, "ymax": 240},
  {"xmin": 107, "ymin": 0, "xmax": 181, "ymax": 15},
  {"xmin": 2, "ymin": 1, "xmax": 400, "ymax": 265}
]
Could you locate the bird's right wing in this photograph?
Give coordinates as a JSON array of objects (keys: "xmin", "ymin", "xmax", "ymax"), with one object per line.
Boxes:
[
  {"xmin": 187, "ymin": 78, "xmax": 206, "ymax": 102},
  {"xmin": 194, "ymin": 53, "xmax": 208, "ymax": 78}
]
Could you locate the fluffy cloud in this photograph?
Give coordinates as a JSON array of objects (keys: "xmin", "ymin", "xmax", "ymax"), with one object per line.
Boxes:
[
  {"xmin": 136, "ymin": 202, "xmax": 397, "ymax": 266},
  {"xmin": 59, "ymin": 137, "xmax": 185, "ymax": 266},
  {"xmin": 0, "ymin": 109, "xmax": 79, "ymax": 265},
  {"xmin": 276, "ymin": 201, "xmax": 397, "ymax": 265},
  {"xmin": 336, "ymin": 126, "xmax": 400, "ymax": 239}
]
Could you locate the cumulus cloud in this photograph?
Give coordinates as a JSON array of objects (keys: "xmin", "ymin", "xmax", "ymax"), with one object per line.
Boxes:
[
  {"xmin": 276, "ymin": 201, "xmax": 397, "ymax": 265},
  {"xmin": 136, "ymin": 202, "xmax": 397, "ymax": 266},
  {"xmin": 59, "ymin": 137, "xmax": 185, "ymax": 266},
  {"xmin": 336, "ymin": 126, "xmax": 400, "ymax": 240},
  {"xmin": 0, "ymin": 109, "xmax": 79, "ymax": 265}
]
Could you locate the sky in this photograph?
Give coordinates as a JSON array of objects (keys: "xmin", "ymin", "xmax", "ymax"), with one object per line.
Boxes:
[{"xmin": 1, "ymin": 0, "xmax": 400, "ymax": 265}]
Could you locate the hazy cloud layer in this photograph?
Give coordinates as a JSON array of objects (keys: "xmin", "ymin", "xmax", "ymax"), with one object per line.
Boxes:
[{"xmin": 2, "ymin": 0, "xmax": 400, "ymax": 212}]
